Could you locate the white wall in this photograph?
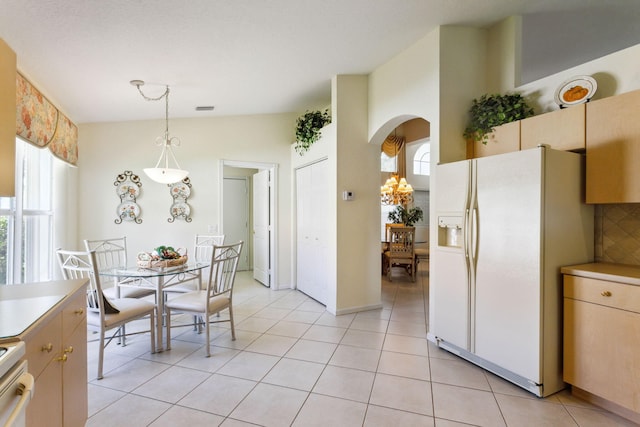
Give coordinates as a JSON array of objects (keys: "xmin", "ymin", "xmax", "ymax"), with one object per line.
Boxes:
[{"xmin": 76, "ymin": 113, "xmax": 296, "ymax": 288}]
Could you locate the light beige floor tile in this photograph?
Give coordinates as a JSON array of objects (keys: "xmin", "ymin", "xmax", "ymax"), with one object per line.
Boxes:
[
  {"xmin": 302, "ymin": 324, "xmax": 347, "ymax": 343},
  {"xmin": 220, "ymin": 419, "xmax": 260, "ymax": 426},
  {"xmin": 314, "ymin": 311, "xmax": 355, "ymax": 328},
  {"xmin": 284, "ymin": 310, "xmax": 323, "ymax": 324},
  {"xmin": 313, "ymin": 365, "xmax": 376, "ymax": 403},
  {"xmin": 383, "ymin": 333, "xmax": 429, "ymax": 356},
  {"xmin": 564, "ymin": 405, "xmax": 638, "ymax": 427},
  {"xmin": 427, "ymin": 341, "xmax": 458, "ymax": 361},
  {"xmin": 364, "ymin": 404, "xmax": 434, "ymax": 427},
  {"xmin": 430, "ymin": 357, "xmax": 491, "ymax": 391},
  {"xmin": 285, "ymin": 339, "xmax": 337, "ymax": 363},
  {"xmin": 262, "ymin": 358, "xmax": 325, "ymax": 391},
  {"xmin": 87, "ymin": 384, "xmax": 126, "ymax": 417},
  {"xmin": 253, "ymin": 306, "xmax": 293, "ymax": 320},
  {"xmin": 148, "ymin": 405, "xmax": 225, "ymax": 426},
  {"xmin": 354, "ymin": 308, "xmax": 392, "ymax": 321},
  {"xmin": 297, "ymin": 300, "xmax": 326, "ymax": 312},
  {"xmin": 377, "ymin": 350, "xmax": 430, "ymax": 381},
  {"xmin": 90, "ymin": 358, "xmax": 171, "ymax": 392},
  {"xmin": 341, "ymin": 329, "xmax": 386, "ymax": 350},
  {"xmin": 132, "ymin": 365, "xmax": 211, "ymax": 403},
  {"xmin": 495, "ymin": 393, "xmax": 577, "ymax": 426},
  {"xmin": 329, "ymin": 344, "xmax": 381, "ymax": 372},
  {"xmin": 178, "ymin": 373, "xmax": 256, "ymax": 416},
  {"xmin": 243, "ymin": 333, "xmax": 298, "ymax": 356},
  {"xmin": 230, "ymin": 383, "xmax": 309, "ymax": 426},
  {"xmin": 236, "ymin": 316, "xmax": 279, "ymax": 333},
  {"xmin": 369, "ymin": 373, "xmax": 433, "ymax": 416},
  {"xmin": 85, "ymin": 394, "xmax": 171, "ymax": 427},
  {"xmin": 216, "ymin": 351, "xmax": 280, "ymax": 381},
  {"xmin": 292, "ymin": 393, "xmax": 367, "ymax": 427},
  {"xmin": 432, "ymin": 382, "xmax": 506, "ymax": 426},
  {"xmin": 387, "ymin": 319, "xmax": 428, "ymax": 338},
  {"xmin": 266, "ymin": 320, "xmax": 312, "ymax": 338},
  {"xmin": 211, "ymin": 329, "xmax": 261, "ymax": 350},
  {"xmin": 141, "ymin": 339, "xmax": 201, "ymax": 364},
  {"xmin": 175, "ymin": 345, "xmax": 241, "ymax": 372},
  {"xmin": 434, "ymin": 419, "xmax": 476, "ymax": 426},
  {"xmin": 349, "ymin": 316, "xmax": 389, "ymax": 333}
]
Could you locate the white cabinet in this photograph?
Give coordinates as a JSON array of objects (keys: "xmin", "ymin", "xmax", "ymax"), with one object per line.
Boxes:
[{"xmin": 296, "ymin": 160, "xmax": 329, "ymax": 304}]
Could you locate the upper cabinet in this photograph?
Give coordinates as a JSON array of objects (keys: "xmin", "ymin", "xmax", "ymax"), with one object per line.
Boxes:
[
  {"xmin": 521, "ymin": 104, "xmax": 585, "ymax": 151},
  {"xmin": 0, "ymin": 38, "xmax": 16, "ymax": 197},
  {"xmin": 586, "ymin": 89, "xmax": 640, "ymax": 204},
  {"xmin": 471, "ymin": 120, "xmax": 520, "ymax": 159}
]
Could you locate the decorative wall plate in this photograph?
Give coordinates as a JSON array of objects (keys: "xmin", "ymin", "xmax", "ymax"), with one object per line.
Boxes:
[
  {"xmin": 555, "ymin": 75, "xmax": 597, "ymax": 107},
  {"xmin": 170, "ymin": 182, "xmax": 191, "ymax": 199},
  {"xmin": 117, "ymin": 201, "xmax": 141, "ymax": 222},
  {"xmin": 116, "ymin": 182, "xmax": 140, "ymax": 200},
  {"xmin": 170, "ymin": 202, "xmax": 190, "ymax": 217}
]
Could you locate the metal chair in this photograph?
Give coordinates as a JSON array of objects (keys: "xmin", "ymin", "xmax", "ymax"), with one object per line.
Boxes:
[
  {"xmin": 57, "ymin": 249, "xmax": 156, "ymax": 379},
  {"xmin": 165, "ymin": 241, "xmax": 243, "ymax": 357}
]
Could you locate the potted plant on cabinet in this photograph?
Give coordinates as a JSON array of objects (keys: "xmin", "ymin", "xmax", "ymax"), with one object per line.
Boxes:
[
  {"xmin": 463, "ymin": 93, "xmax": 534, "ymax": 145},
  {"xmin": 294, "ymin": 109, "xmax": 331, "ymax": 155}
]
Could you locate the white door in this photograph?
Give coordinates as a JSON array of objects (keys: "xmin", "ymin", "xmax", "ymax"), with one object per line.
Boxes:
[
  {"xmin": 296, "ymin": 160, "xmax": 328, "ymax": 304},
  {"xmin": 473, "ymin": 149, "xmax": 542, "ymax": 381},
  {"xmin": 252, "ymin": 169, "xmax": 270, "ymax": 286},
  {"xmin": 431, "ymin": 159, "xmax": 472, "ymax": 350},
  {"xmin": 223, "ymin": 177, "xmax": 249, "ymax": 270}
]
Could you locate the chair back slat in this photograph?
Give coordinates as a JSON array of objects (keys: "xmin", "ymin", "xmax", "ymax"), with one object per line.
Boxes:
[
  {"xmin": 388, "ymin": 227, "xmax": 415, "ymax": 259},
  {"xmin": 84, "ymin": 237, "xmax": 128, "ymax": 270},
  {"xmin": 194, "ymin": 234, "xmax": 225, "ymax": 264},
  {"xmin": 57, "ymin": 249, "xmax": 104, "ymax": 315},
  {"xmin": 206, "ymin": 242, "xmax": 243, "ymax": 298}
]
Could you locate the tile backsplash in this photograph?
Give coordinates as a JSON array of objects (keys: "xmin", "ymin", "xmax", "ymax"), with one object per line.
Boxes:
[{"xmin": 595, "ymin": 204, "xmax": 640, "ymax": 266}]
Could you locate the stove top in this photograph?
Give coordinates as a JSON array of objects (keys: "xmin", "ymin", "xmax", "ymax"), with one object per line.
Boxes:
[{"xmin": 0, "ymin": 341, "xmax": 25, "ymax": 379}]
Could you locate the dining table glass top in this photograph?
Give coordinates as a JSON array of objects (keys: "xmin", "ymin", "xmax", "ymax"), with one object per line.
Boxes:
[{"xmin": 99, "ymin": 262, "xmax": 209, "ymax": 278}]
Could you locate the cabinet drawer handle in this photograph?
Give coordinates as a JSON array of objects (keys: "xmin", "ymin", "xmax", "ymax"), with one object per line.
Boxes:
[
  {"xmin": 64, "ymin": 346, "xmax": 74, "ymax": 354},
  {"xmin": 56, "ymin": 354, "xmax": 68, "ymax": 362},
  {"xmin": 74, "ymin": 308, "xmax": 84, "ymax": 315},
  {"xmin": 41, "ymin": 343, "xmax": 53, "ymax": 353},
  {"xmin": 601, "ymin": 290, "xmax": 612, "ymax": 297}
]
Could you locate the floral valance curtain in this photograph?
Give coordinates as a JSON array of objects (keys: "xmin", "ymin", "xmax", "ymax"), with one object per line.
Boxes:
[
  {"xmin": 381, "ymin": 134, "xmax": 406, "ymax": 178},
  {"xmin": 15, "ymin": 72, "xmax": 78, "ymax": 166}
]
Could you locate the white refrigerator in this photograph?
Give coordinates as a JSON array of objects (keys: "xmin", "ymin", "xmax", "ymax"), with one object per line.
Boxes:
[{"xmin": 431, "ymin": 146, "xmax": 593, "ymax": 397}]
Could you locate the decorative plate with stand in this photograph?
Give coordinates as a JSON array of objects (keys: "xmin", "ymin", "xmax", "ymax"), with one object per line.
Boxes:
[
  {"xmin": 114, "ymin": 170, "xmax": 142, "ymax": 224},
  {"xmin": 555, "ymin": 75, "xmax": 597, "ymax": 108},
  {"xmin": 168, "ymin": 177, "xmax": 192, "ymax": 222}
]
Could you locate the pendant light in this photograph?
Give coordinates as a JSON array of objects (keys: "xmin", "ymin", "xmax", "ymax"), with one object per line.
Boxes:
[
  {"xmin": 131, "ymin": 80, "xmax": 188, "ymax": 184},
  {"xmin": 380, "ymin": 134, "xmax": 413, "ymax": 205}
]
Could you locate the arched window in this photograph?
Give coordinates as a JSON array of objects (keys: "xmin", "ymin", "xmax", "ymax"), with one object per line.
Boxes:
[{"xmin": 413, "ymin": 142, "xmax": 430, "ymax": 176}]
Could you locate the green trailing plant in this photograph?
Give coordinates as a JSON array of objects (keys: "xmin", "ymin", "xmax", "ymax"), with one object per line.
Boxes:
[
  {"xmin": 387, "ymin": 206, "xmax": 424, "ymax": 227},
  {"xmin": 294, "ymin": 109, "xmax": 331, "ymax": 155},
  {"xmin": 463, "ymin": 93, "xmax": 534, "ymax": 144}
]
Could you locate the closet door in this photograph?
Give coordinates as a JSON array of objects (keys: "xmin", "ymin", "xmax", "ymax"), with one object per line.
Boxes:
[{"xmin": 296, "ymin": 160, "xmax": 328, "ymax": 304}]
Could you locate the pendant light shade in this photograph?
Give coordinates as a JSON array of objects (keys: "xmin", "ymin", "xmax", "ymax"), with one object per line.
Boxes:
[{"xmin": 131, "ymin": 80, "xmax": 188, "ymax": 184}]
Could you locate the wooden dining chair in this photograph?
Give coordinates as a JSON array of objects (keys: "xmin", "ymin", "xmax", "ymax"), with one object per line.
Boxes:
[
  {"xmin": 384, "ymin": 226, "xmax": 416, "ymax": 282},
  {"xmin": 57, "ymin": 249, "xmax": 156, "ymax": 380},
  {"xmin": 165, "ymin": 241, "xmax": 243, "ymax": 357}
]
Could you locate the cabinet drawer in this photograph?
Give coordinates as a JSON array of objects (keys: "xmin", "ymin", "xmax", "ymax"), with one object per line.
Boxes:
[
  {"xmin": 564, "ymin": 275, "xmax": 640, "ymax": 314},
  {"xmin": 62, "ymin": 290, "xmax": 86, "ymax": 338},
  {"xmin": 24, "ymin": 313, "xmax": 62, "ymax": 379}
]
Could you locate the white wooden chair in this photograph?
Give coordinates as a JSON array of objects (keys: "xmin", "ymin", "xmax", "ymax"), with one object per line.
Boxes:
[
  {"xmin": 165, "ymin": 241, "xmax": 243, "ymax": 357},
  {"xmin": 384, "ymin": 227, "xmax": 416, "ymax": 282},
  {"xmin": 57, "ymin": 249, "xmax": 156, "ymax": 380}
]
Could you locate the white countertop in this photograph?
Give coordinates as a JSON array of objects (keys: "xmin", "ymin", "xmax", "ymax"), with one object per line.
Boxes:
[{"xmin": 561, "ymin": 262, "xmax": 640, "ymax": 286}]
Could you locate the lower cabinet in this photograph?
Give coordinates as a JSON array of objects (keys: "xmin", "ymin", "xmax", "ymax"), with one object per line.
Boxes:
[
  {"xmin": 563, "ymin": 274, "xmax": 640, "ymax": 423},
  {"xmin": 25, "ymin": 286, "xmax": 87, "ymax": 427}
]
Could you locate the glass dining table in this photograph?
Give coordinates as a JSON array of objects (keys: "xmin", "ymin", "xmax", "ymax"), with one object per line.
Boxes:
[{"xmin": 100, "ymin": 262, "xmax": 209, "ymax": 351}]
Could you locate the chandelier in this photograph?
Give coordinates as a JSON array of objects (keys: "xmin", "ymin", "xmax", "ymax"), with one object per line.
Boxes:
[
  {"xmin": 131, "ymin": 80, "xmax": 188, "ymax": 184},
  {"xmin": 381, "ymin": 174, "xmax": 413, "ymax": 205}
]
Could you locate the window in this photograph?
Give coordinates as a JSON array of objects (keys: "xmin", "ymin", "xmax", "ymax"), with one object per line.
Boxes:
[
  {"xmin": 0, "ymin": 139, "xmax": 54, "ymax": 284},
  {"xmin": 413, "ymin": 142, "xmax": 430, "ymax": 176}
]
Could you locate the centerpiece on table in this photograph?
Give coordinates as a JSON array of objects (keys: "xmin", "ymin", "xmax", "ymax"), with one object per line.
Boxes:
[{"xmin": 137, "ymin": 245, "xmax": 188, "ymax": 268}]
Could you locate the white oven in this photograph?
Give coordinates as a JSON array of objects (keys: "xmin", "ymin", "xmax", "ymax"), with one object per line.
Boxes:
[{"xmin": 0, "ymin": 342, "xmax": 34, "ymax": 427}]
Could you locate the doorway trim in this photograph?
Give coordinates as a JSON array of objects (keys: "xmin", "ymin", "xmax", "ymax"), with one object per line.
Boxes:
[{"xmin": 219, "ymin": 159, "xmax": 279, "ymax": 289}]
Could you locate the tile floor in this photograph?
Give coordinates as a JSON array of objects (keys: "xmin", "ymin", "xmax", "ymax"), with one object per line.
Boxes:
[{"xmin": 86, "ymin": 265, "xmax": 636, "ymax": 426}]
